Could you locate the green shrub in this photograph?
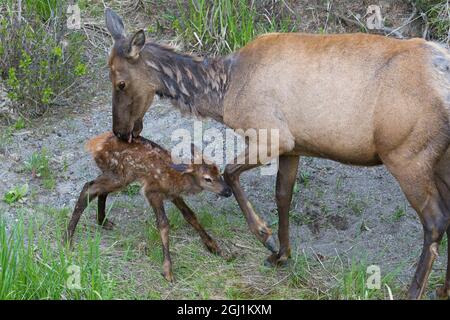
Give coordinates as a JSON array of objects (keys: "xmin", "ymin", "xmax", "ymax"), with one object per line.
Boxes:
[{"xmin": 0, "ymin": 1, "xmax": 88, "ymax": 117}]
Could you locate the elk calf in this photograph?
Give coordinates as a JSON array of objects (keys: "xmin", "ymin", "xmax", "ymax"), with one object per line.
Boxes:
[{"xmin": 65, "ymin": 132, "xmax": 232, "ymax": 282}]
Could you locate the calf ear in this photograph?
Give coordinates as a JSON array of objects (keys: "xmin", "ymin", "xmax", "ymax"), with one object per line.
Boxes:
[
  {"xmin": 170, "ymin": 163, "xmax": 194, "ymax": 174},
  {"xmin": 128, "ymin": 30, "xmax": 146, "ymax": 59},
  {"xmin": 105, "ymin": 8, "xmax": 125, "ymax": 40}
]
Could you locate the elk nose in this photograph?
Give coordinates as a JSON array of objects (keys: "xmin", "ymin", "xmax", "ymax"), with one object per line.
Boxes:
[
  {"xmin": 114, "ymin": 131, "xmax": 129, "ymax": 142},
  {"xmin": 221, "ymin": 187, "xmax": 233, "ymax": 198}
]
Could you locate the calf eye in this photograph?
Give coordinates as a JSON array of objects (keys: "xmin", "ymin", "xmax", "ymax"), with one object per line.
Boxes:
[{"xmin": 118, "ymin": 81, "xmax": 126, "ymax": 91}]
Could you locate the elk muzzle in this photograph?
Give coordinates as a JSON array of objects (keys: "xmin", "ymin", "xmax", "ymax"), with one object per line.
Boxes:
[{"xmin": 219, "ymin": 184, "xmax": 233, "ymax": 198}]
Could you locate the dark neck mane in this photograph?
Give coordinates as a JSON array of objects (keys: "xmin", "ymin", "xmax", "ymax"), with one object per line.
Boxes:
[{"xmin": 142, "ymin": 43, "xmax": 232, "ymax": 122}]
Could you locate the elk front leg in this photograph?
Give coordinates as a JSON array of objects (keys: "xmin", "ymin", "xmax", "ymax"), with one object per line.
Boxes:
[
  {"xmin": 224, "ymin": 123, "xmax": 295, "ymax": 254},
  {"xmin": 147, "ymin": 194, "xmax": 174, "ymax": 282},
  {"xmin": 266, "ymin": 155, "xmax": 300, "ymax": 267},
  {"xmin": 172, "ymin": 197, "xmax": 222, "ymax": 256},
  {"xmin": 224, "ymin": 161, "xmax": 277, "ymax": 253},
  {"xmin": 97, "ymin": 193, "xmax": 115, "ymax": 230}
]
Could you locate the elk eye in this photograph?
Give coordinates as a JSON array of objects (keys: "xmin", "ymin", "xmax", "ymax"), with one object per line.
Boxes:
[
  {"xmin": 118, "ymin": 81, "xmax": 126, "ymax": 91},
  {"xmin": 204, "ymin": 177, "xmax": 212, "ymax": 183}
]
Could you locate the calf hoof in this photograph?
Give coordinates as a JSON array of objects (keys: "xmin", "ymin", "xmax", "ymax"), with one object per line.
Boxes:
[
  {"xmin": 436, "ymin": 286, "xmax": 450, "ymax": 299},
  {"xmin": 264, "ymin": 252, "xmax": 289, "ymax": 268},
  {"xmin": 100, "ymin": 219, "xmax": 115, "ymax": 230}
]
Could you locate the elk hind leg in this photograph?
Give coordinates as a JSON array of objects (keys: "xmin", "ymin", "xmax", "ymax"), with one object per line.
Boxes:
[
  {"xmin": 433, "ymin": 154, "xmax": 450, "ymax": 299},
  {"xmin": 385, "ymin": 160, "xmax": 449, "ymax": 299},
  {"xmin": 266, "ymin": 154, "xmax": 300, "ymax": 267}
]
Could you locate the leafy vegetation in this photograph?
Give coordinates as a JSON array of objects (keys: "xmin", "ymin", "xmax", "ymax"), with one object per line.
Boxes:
[
  {"xmin": 3, "ymin": 184, "xmax": 28, "ymax": 204},
  {"xmin": 0, "ymin": 0, "xmax": 88, "ymax": 117}
]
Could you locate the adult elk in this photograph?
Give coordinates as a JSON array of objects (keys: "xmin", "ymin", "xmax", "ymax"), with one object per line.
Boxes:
[{"xmin": 104, "ymin": 8, "xmax": 450, "ymax": 299}]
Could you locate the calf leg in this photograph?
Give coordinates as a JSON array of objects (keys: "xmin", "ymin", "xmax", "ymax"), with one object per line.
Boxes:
[
  {"xmin": 146, "ymin": 193, "xmax": 174, "ymax": 282},
  {"xmin": 172, "ymin": 197, "xmax": 221, "ymax": 255},
  {"xmin": 64, "ymin": 175, "xmax": 123, "ymax": 245},
  {"xmin": 97, "ymin": 193, "xmax": 115, "ymax": 230},
  {"xmin": 266, "ymin": 155, "xmax": 300, "ymax": 267}
]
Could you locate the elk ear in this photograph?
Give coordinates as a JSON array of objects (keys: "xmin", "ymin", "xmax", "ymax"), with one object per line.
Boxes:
[
  {"xmin": 128, "ymin": 30, "xmax": 146, "ymax": 59},
  {"xmin": 170, "ymin": 163, "xmax": 194, "ymax": 174},
  {"xmin": 105, "ymin": 8, "xmax": 125, "ymax": 40}
]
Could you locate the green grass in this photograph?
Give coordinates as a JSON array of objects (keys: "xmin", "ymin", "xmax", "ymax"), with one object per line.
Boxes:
[
  {"xmin": 175, "ymin": 0, "xmax": 296, "ymax": 54},
  {"xmin": 0, "ymin": 215, "xmax": 115, "ymax": 299},
  {"xmin": 346, "ymin": 193, "xmax": 366, "ymax": 216},
  {"xmin": 415, "ymin": 0, "xmax": 450, "ymax": 45},
  {"xmin": 123, "ymin": 183, "xmax": 141, "ymax": 197},
  {"xmin": 0, "ymin": 199, "xmax": 426, "ymax": 300},
  {"xmin": 23, "ymin": 148, "xmax": 55, "ymax": 189},
  {"xmin": 23, "ymin": 0, "xmax": 59, "ymax": 22},
  {"xmin": 298, "ymin": 170, "xmax": 312, "ymax": 187},
  {"xmin": 331, "ymin": 258, "xmax": 402, "ymax": 300},
  {"xmin": 392, "ymin": 205, "xmax": 407, "ymax": 222}
]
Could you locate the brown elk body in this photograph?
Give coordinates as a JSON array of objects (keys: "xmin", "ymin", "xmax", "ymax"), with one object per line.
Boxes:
[
  {"xmin": 104, "ymin": 9, "xmax": 450, "ymax": 298},
  {"xmin": 65, "ymin": 132, "xmax": 232, "ymax": 281}
]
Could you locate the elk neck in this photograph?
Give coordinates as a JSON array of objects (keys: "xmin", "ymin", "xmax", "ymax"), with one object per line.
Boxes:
[{"xmin": 141, "ymin": 43, "xmax": 234, "ymax": 122}]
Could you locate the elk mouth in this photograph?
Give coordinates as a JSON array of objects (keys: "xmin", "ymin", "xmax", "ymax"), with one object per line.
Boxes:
[
  {"xmin": 113, "ymin": 131, "xmax": 133, "ymax": 143},
  {"xmin": 114, "ymin": 126, "xmax": 141, "ymax": 143},
  {"xmin": 220, "ymin": 186, "xmax": 233, "ymax": 198}
]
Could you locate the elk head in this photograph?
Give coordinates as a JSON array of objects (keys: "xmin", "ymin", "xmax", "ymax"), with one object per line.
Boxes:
[{"xmin": 105, "ymin": 8, "xmax": 157, "ymax": 142}]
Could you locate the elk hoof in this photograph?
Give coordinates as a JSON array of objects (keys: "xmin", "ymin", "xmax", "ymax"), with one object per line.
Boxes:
[
  {"xmin": 436, "ymin": 286, "xmax": 450, "ymax": 299},
  {"xmin": 101, "ymin": 219, "xmax": 115, "ymax": 230},
  {"xmin": 204, "ymin": 240, "xmax": 221, "ymax": 255},
  {"xmin": 264, "ymin": 253, "xmax": 289, "ymax": 268},
  {"xmin": 264, "ymin": 235, "xmax": 278, "ymax": 253}
]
